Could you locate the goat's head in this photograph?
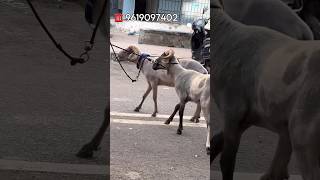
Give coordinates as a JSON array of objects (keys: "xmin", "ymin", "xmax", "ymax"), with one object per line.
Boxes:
[
  {"xmin": 117, "ymin": 46, "xmax": 141, "ymax": 63},
  {"xmin": 152, "ymin": 49, "xmax": 176, "ymax": 70}
]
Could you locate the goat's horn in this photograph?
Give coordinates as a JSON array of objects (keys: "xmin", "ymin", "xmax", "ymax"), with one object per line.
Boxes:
[
  {"xmin": 127, "ymin": 45, "xmax": 140, "ymax": 54},
  {"xmin": 127, "ymin": 46, "xmax": 135, "ymax": 52},
  {"xmin": 163, "ymin": 49, "xmax": 175, "ymax": 59}
]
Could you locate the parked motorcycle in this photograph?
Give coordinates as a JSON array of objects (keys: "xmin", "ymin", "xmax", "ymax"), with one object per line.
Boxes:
[{"xmin": 191, "ymin": 7, "xmax": 210, "ymax": 72}]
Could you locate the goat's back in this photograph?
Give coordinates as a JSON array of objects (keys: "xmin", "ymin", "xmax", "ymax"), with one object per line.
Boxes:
[
  {"xmin": 224, "ymin": 0, "xmax": 314, "ymax": 40},
  {"xmin": 179, "ymin": 59, "xmax": 208, "ymax": 74},
  {"xmin": 175, "ymin": 69, "xmax": 210, "ymax": 103},
  {"xmin": 142, "ymin": 58, "xmax": 207, "ymax": 87}
]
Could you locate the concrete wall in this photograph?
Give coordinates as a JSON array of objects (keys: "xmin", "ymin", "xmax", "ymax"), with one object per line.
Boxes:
[{"xmin": 138, "ymin": 29, "xmax": 192, "ymax": 48}]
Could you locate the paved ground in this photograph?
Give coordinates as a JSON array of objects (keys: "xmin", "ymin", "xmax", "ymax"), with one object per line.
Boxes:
[
  {"xmin": 110, "ymin": 114, "xmax": 209, "ymax": 180},
  {"xmin": 0, "ymin": 0, "xmax": 108, "ymax": 179},
  {"xmin": 110, "ymin": 24, "xmax": 303, "ymax": 180},
  {"xmin": 0, "ymin": 0, "xmax": 304, "ymax": 179},
  {"xmin": 110, "ymin": 31, "xmax": 210, "ymax": 179}
]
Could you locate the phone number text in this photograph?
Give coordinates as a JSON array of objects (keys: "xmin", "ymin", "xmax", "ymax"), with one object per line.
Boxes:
[{"xmin": 124, "ymin": 14, "xmax": 178, "ymax": 22}]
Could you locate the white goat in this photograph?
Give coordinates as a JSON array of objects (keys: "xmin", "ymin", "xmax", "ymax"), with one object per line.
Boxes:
[
  {"xmin": 117, "ymin": 46, "xmax": 208, "ymax": 122},
  {"xmin": 152, "ymin": 49, "xmax": 211, "ymax": 152}
]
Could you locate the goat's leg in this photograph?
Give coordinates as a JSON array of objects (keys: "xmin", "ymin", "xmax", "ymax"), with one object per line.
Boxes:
[
  {"xmin": 177, "ymin": 102, "xmax": 185, "ymax": 135},
  {"xmin": 260, "ymin": 132, "xmax": 291, "ymax": 180},
  {"xmin": 210, "ymin": 132, "xmax": 224, "ymax": 163},
  {"xmin": 165, "ymin": 103, "xmax": 180, "ymax": 124},
  {"xmin": 202, "ymin": 104, "xmax": 211, "ymax": 154},
  {"xmin": 151, "ymin": 84, "xmax": 158, "ymax": 117},
  {"xmin": 220, "ymin": 107, "xmax": 249, "ymax": 180},
  {"xmin": 77, "ymin": 106, "xmax": 109, "ymax": 158},
  {"xmin": 134, "ymin": 83, "xmax": 152, "ymax": 112},
  {"xmin": 190, "ymin": 102, "xmax": 201, "ymax": 123},
  {"xmin": 290, "ymin": 115, "xmax": 320, "ymax": 180},
  {"xmin": 206, "ymin": 125, "xmax": 211, "ymax": 154},
  {"xmin": 220, "ymin": 128, "xmax": 243, "ymax": 180},
  {"xmin": 293, "ymin": 146, "xmax": 320, "ymax": 180}
]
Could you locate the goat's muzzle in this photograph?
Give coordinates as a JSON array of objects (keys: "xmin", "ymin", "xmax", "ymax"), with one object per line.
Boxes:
[
  {"xmin": 152, "ymin": 59, "xmax": 167, "ymax": 70},
  {"xmin": 152, "ymin": 62, "xmax": 160, "ymax": 70}
]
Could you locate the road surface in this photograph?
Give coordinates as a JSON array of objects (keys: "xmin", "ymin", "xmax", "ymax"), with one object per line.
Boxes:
[{"xmin": 0, "ymin": 0, "xmax": 303, "ymax": 179}]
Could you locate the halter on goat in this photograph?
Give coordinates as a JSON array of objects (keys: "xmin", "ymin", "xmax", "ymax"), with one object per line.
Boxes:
[
  {"xmin": 110, "ymin": 43, "xmax": 154, "ymax": 82},
  {"xmin": 137, "ymin": 53, "xmax": 151, "ymax": 70}
]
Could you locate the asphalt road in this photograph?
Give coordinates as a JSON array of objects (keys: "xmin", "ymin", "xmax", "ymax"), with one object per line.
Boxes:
[
  {"xmin": 0, "ymin": 0, "xmax": 108, "ymax": 179},
  {"xmin": 110, "ymin": 114, "xmax": 209, "ymax": 179},
  {"xmin": 110, "ymin": 59, "xmax": 210, "ymax": 179},
  {"xmin": 0, "ymin": 0, "xmax": 303, "ymax": 180}
]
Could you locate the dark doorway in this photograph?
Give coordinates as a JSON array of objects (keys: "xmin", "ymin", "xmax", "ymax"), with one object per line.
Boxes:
[{"xmin": 135, "ymin": 0, "xmax": 147, "ymax": 14}]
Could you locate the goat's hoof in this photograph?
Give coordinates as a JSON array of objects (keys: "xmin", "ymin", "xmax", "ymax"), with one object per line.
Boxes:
[
  {"xmin": 190, "ymin": 117, "xmax": 200, "ymax": 123},
  {"xmin": 164, "ymin": 119, "xmax": 171, "ymax": 124},
  {"xmin": 164, "ymin": 119, "xmax": 172, "ymax": 124},
  {"xmin": 177, "ymin": 129, "xmax": 182, "ymax": 135},
  {"xmin": 76, "ymin": 143, "xmax": 99, "ymax": 159},
  {"xmin": 134, "ymin": 107, "xmax": 140, "ymax": 112},
  {"xmin": 206, "ymin": 147, "xmax": 210, "ymax": 155},
  {"xmin": 260, "ymin": 173, "xmax": 289, "ymax": 180},
  {"xmin": 151, "ymin": 113, "xmax": 157, "ymax": 117}
]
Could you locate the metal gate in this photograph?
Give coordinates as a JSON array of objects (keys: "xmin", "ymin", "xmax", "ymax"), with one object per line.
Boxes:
[
  {"xmin": 157, "ymin": 0, "xmax": 210, "ymax": 24},
  {"xmin": 157, "ymin": 0, "xmax": 182, "ymax": 22},
  {"xmin": 180, "ymin": 0, "xmax": 209, "ymax": 24}
]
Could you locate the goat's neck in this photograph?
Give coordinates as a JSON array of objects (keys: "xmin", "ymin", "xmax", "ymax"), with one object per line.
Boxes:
[
  {"xmin": 213, "ymin": 9, "xmax": 244, "ymax": 50},
  {"xmin": 213, "ymin": 9, "xmax": 288, "ymax": 65},
  {"xmin": 133, "ymin": 51, "xmax": 141, "ymax": 63},
  {"xmin": 167, "ymin": 58, "xmax": 185, "ymax": 78}
]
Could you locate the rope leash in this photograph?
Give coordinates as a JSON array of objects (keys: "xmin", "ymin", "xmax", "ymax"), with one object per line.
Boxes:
[
  {"xmin": 110, "ymin": 43, "xmax": 201, "ymax": 82},
  {"xmin": 110, "ymin": 43, "xmax": 150, "ymax": 83},
  {"xmin": 110, "ymin": 43, "xmax": 190, "ymax": 61},
  {"xmin": 110, "ymin": 43, "xmax": 156, "ymax": 61},
  {"xmin": 26, "ymin": 0, "xmax": 107, "ymax": 66}
]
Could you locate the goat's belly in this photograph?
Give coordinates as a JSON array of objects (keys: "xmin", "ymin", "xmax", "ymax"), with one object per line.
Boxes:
[
  {"xmin": 158, "ymin": 81, "xmax": 174, "ymax": 87},
  {"xmin": 189, "ymin": 93, "xmax": 202, "ymax": 102},
  {"xmin": 252, "ymin": 111, "xmax": 289, "ymax": 133}
]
